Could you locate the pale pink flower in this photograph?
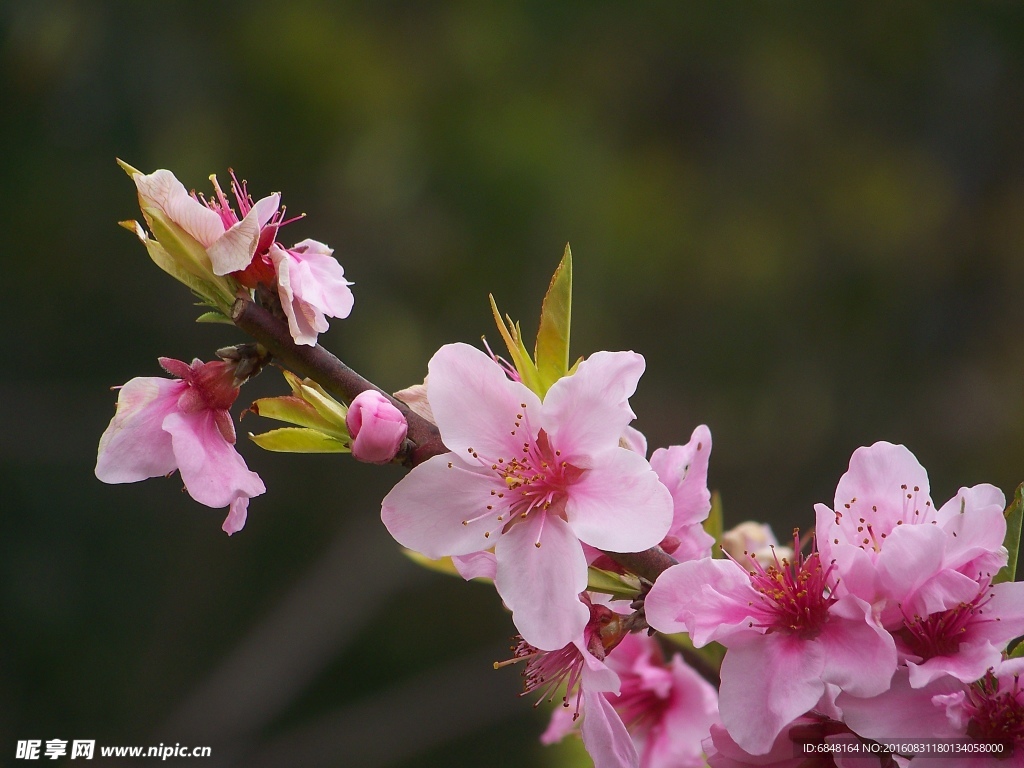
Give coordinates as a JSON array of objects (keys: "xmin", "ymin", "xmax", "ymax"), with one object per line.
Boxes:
[
  {"xmin": 545, "ymin": 632, "xmax": 720, "ymax": 768},
  {"xmin": 268, "ymin": 239, "xmax": 354, "ymax": 346},
  {"xmin": 130, "ymin": 168, "xmax": 281, "ymax": 276},
  {"xmin": 381, "ymin": 342, "xmax": 672, "ymax": 650},
  {"xmin": 645, "ymin": 536, "xmax": 896, "ymax": 755},
  {"xmin": 346, "ymin": 390, "xmax": 408, "ymax": 464},
  {"xmin": 815, "ymin": 442, "xmax": 1007, "ymax": 626},
  {"xmin": 649, "ymin": 425, "xmax": 715, "ymax": 562},
  {"xmin": 96, "ymin": 357, "xmax": 265, "ymax": 534}
]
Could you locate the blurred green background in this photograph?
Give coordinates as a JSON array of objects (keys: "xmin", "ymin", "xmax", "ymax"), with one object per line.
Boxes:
[{"xmin": 4, "ymin": 2, "xmax": 1024, "ymax": 766}]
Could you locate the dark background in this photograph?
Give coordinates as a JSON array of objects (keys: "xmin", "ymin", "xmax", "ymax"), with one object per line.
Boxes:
[{"xmin": 4, "ymin": 2, "xmax": 1024, "ymax": 766}]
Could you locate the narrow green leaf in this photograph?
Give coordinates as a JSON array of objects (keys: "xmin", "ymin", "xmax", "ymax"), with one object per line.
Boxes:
[
  {"xmin": 706, "ymin": 490, "xmax": 724, "ymax": 558},
  {"xmin": 995, "ymin": 483, "xmax": 1024, "ymax": 584},
  {"xmin": 248, "ymin": 427, "xmax": 350, "ymax": 453},
  {"xmin": 250, "ymin": 395, "xmax": 348, "ymax": 438},
  {"xmin": 117, "ymin": 158, "xmax": 143, "ymax": 177},
  {"xmin": 488, "ymin": 294, "xmax": 543, "ymax": 394},
  {"xmin": 586, "ymin": 567, "xmax": 641, "ymax": 599},
  {"xmin": 534, "ymin": 244, "xmax": 572, "ymax": 394},
  {"xmin": 196, "ymin": 311, "xmax": 233, "ymax": 325}
]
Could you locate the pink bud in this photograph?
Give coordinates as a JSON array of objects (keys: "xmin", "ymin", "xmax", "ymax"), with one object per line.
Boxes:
[{"xmin": 346, "ymin": 390, "xmax": 408, "ymax": 464}]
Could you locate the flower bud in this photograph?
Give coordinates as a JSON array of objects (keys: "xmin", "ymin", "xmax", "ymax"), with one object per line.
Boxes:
[
  {"xmin": 721, "ymin": 520, "xmax": 792, "ymax": 569},
  {"xmin": 346, "ymin": 390, "xmax": 408, "ymax": 464}
]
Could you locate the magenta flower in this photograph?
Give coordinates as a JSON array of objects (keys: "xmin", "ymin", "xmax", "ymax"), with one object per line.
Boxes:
[
  {"xmin": 268, "ymin": 240, "xmax": 354, "ymax": 346},
  {"xmin": 96, "ymin": 357, "xmax": 265, "ymax": 534},
  {"xmin": 381, "ymin": 342, "xmax": 672, "ymax": 650},
  {"xmin": 346, "ymin": 390, "xmax": 408, "ymax": 464},
  {"xmin": 645, "ymin": 536, "xmax": 896, "ymax": 755}
]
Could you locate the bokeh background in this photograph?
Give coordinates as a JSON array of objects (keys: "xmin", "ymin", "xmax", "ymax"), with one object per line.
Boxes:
[{"xmin": 4, "ymin": 2, "xmax": 1024, "ymax": 766}]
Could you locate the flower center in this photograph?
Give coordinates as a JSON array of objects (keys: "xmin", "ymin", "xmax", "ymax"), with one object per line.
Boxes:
[
  {"xmin": 744, "ymin": 532, "xmax": 835, "ymax": 639},
  {"xmin": 899, "ymin": 584, "xmax": 992, "ymax": 660},
  {"xmin": 458, "ymin": 401, "xmax": 584, "ymax": 544},
  {"xmin": 965, "ymin": 671, "xmax": 1024, "ymax": 751}
]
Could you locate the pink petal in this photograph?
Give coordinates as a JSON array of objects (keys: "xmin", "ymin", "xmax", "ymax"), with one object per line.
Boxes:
[
  {"xmin": 937, "ymin": 485, "xmax": 1008, "ymax": 578},
  {"xmin": 162, "ymin": 410, "xmax": 265, "ymax": 509},
  {"xmin": 837, "ymin": 669, "xmax": 966, "ymax": 743},
  {"xmin": 133, "ymin": 169, "xmax": 224, "ymax": 247},
  {"xmin": 718, "ymin": 633, "xmax": 826, "ymax": 755},
  {"xmin": 650, "ymin": 424, "xmax": 713, "ymax": 534},
  {"xmin": 541, "ymin": 351, "xmax": 646, "ymax": 463},
  {"xmin": 427, "ymin": 343, "xmax": 542, "ymax": 462},
  {"xmin": 566, "ymin": 448, "xmax": 672, "ymax": 552},
  {"xmin": 381, "ymin": 455, "xmax": 508, "ymax": 558},
  {"xmin": 270, "ymin": 244, "xmax": 327, "ymax": 346},
  {"xmin": 222, "ymin": 496, "xmax": 249, "ymax": 535},
  {"xmin": 817, "ymin": 595, "xmax": 896, "ymax": 697},
  {"xmin": 580, "ymin": 687, "xmax": 639, "ymax": 768},
  {"xmin": 833, "ymin": 442, "xmax": 932, "ymax": 535},
  {"xmin": 451, "ymin": 551, "xmax": 497, "ymax": 581},
  {"xmin": 208, "ymin": 215, "xmax": 261, "ymax": 275},
  {"xmin": 645, "ymin": 559, "xmax": 764, "ymax": 646},
  {"xmin": 96, "ymin": 376, "xmax": 186, "ymax": 483},
  {"xmin": 290, "ymin": 239, "xmax": 354, "ymax": 319},
  {"xmin": 252, "ymin": 193, "xmax": 281, "ymax": 228},
  {"xmin": 493, "ymin": 513, "xmax": 589, "ymax": 650}
]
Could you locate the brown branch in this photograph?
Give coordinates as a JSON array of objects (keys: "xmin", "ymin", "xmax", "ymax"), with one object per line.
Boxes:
[
  {"xmin": 231, "ymin": 297, "xmax": 679, "ymax": 583},
  {"xmin": 231, "ymin": 299, "xmax": 446, "ymax": 467}
]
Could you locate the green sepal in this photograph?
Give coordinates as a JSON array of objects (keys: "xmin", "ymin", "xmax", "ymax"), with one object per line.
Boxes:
[
  {"xmin": 586, "ymin": 566, "xmax": 641, "ymax": 599},
  {"xmin": 1009, "ymin": 637, "xmax": 1024, "ymax": 658},
  {"xmin": 196, "ymin": 311, "xmax": 233, "ymax": 325},
  {"xmin": 248, "ymin": 427, "xmax": 350, "ymax": 453},
  {"xmin": 488, "ymin": 294, "xmax": 544, "ymax": 395},
  {"xmin": 534, "ymin": 244, "xmax": 572, "ymax": 394},
  {"xmin": 995, "ymin": 483, "xmax": 1024, "ymax": 584},
  {"xmin": 117, "ymin": 158, "xmax": 142, "ymax": 177},
  {"xmin": 706, "ymin": 491, "xmax": 724, "ymax": 558},
  {"xmin": 249, "ymin": 370, "xmax": 350, "ymax": 439}
]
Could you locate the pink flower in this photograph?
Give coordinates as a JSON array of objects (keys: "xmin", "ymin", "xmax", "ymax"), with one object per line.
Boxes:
[
  {"xmin": 504, "ymin": 596, "xmax": 639, "ymax": 768},
  {"xmin": 346, "ymin": 390, "xmax": 408, "ymax": 464},
  {"xmin": 814, "ymin": 442, "xmax": 1007, "ymax": 626},
  {"xmin": 649, "ymin": 425, "xmax": 715, "ymax": 562},
  {"xmin": 545, "ymin": 632, "xmax": 720, "ymax": 768},
  {"xmin": 381, "ymin": 342, "xmax": 672, "ymax": 650},
  {"xmin": 268, "ymin": 240, "xmax": 354, "ymax": 346},
  {"xmin": 645, "ymin": 536, "xmax": 896, "ymax": 755},
  {"xmin": 96, "ymin": 357, "xmax": 265, "ymax": 534}
]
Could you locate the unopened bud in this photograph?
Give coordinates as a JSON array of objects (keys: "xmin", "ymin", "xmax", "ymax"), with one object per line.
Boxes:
[
  {"xmin": 721, "ymin": 521, "xmax": 792, "ymax": 569},
  {"xmin": 346, "ymin": 390, "xmax": 408, "ymax": 464}
]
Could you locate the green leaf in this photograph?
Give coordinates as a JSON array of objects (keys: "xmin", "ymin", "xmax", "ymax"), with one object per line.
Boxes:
[
  {"xmin": 117, "ymin": 158, "xmax": 142, "ymax": 177},
  {"xmin": 534, "ymin": 244, "xmax": 572, "ymax": 394},
  {"xmin": 995, "ymin": 483, "xmax": 1024, "ymax": 584},
  {"xmin": 248, "ymin": 427, "xmax": 350, "ymax": 453},
  {"xmin": 488, "ymin": 294, "xmax": 544, "ymax": 394},
  {"xmin": 195, "ymin": 311, "xmax": 233, "ymax": 325},
  {"xmin": 662, "ymin": 632, "xmax": 726, "ymax": 669},
  {"xmin": 1010, "ymin": 637, "xmax": 1024, "ymax": 658},
  {"xmin": 586, "ymin": 566, "xmax": 641, "ymax": 599},
  {"xmin": 706, "ymin": 490, "xmax": 724, "ymax": 558}
]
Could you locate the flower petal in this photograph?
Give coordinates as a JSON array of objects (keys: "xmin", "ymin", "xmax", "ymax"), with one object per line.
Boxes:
[
  {"xmin": 833, "ymin": 442, "xmax": 932, "ymax": 536},
  {"xmin": 133, "ymin": 169, "xmax": 224, "ymax": 247},
  {"xmin": 565, "ymin": 448, "xmax": 672, "ymax": 552},
  {"xmin": 428, "ymin": 342, "xmax": 541, "ymax": 462},
  {"xmin": 818, "ymin": 595, "xmax": 896, "ymax": 697},
  {"xmin": 718, "ymin": 633, "xmax": 825, "ymax": 755},
  {"xmin": 222, "ymin": 496, "xmax": 249, "ymax": 535},
  {"xmin": 494, "ymin": 513, "xmax": 589, "ymax": 650},
  {"xmin": 381, "ymin": 454, "xmax": 506, "ymax": 558},
  {"xmin": 650, "ymin": 424, "xmax": 713, "ymax": 534},
  {"xmin": 541, "ymin": 351, "xmax": 646, "ymax": 463},
  {"xmin": 580, "ymin": 687, "xmax": 639, "ymax": 768},
  {"xmin": 96, "ymin": 376, "xmax": 186, "ymax": 483},
  {"xmin": 163, "ymin": 410, "xmax": 265, "ymax": 508}
]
